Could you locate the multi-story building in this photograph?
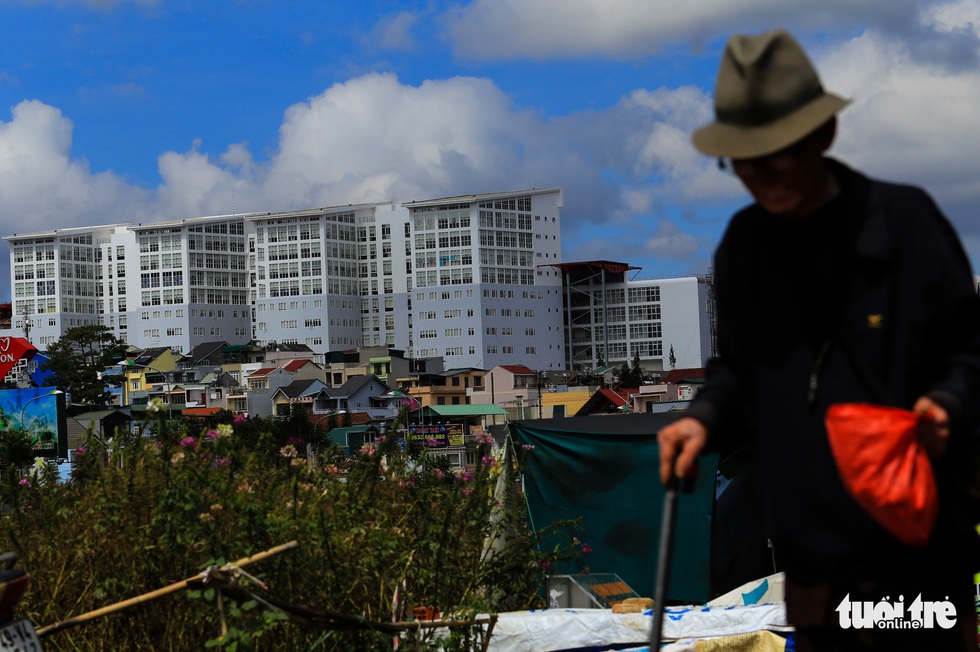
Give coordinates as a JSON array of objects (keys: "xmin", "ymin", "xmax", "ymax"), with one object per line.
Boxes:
[
  {"xmin": 3, "ymin": 188, "xmax": 569, "ymax": 371},
  {"xmin": 248, "ymin": 202, "xmax": 412, "ymax": 353},
  {"xmin": 550, "ymin": 261, "xmax": 714, "ymax": 374},
  {"xmin": 5, "ymin": 215, "xmax": 250, "ymax": 352},
  {"xmin": 403, "ymin": 188, "xmax": 566, "ymax": 370}
]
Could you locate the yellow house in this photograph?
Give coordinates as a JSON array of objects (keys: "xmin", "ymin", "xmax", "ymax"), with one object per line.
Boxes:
[{"xmin": 119, "ymin": 347, "xmax": 182, "ymax": 408}]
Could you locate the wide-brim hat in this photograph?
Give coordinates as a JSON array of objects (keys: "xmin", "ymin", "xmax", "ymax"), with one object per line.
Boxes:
[{"xmin": 692, "ymin": 29, "xmax": 850, "ymax": 159}]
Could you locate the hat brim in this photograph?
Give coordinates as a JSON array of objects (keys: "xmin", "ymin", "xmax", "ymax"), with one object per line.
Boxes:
[{"xmin": 692, "ymin": 92, "xmax": 850, "ymax": 159}]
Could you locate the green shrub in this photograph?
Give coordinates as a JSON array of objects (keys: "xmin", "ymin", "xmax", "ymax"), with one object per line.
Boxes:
[{"xmin": 0, "ymin": 407, "xmax": 585, "ymax": 651}]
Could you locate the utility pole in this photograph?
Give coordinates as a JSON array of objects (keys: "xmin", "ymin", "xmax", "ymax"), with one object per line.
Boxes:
[
  {"xmin": 537, "ymin": 371, "xmax": 544, "ymax": 419},
  {"xmin": 21, "ymin": 305, "xmax": 32, "ymax": 343}
]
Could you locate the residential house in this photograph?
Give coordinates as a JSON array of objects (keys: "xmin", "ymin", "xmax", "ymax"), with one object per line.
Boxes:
[
  {"xmin": 630, "ymin": 367, "xmax": 704, "ymax": 413},
  {"xmin": 176, "ymin": 340, "xmax": 229, "ymax": 384},
  {"xmin": 245, "ymin": 359, "xmax": 326, "ymax": 417},
  {"xmin": 479, "ymin": 364, "xmax": 542, "ymax": 417},
  {"xmin": 322, "ymin": 346, "xmax": 443, "ymax": 388},
  {"xmin": 66, "ymin": 408, "xmax": 134, "ymax": 453},
  {"xmin": 263, "ymin": 342, "xmax": 317, "ymax": 367},
  {"xmin": 574, "ymin": 388, "xmax": 640, "ymax": 416},
  {"xmin": 304, "ymin": 375, "xmax": 394, "ymax": 421},
  {"xmin": 271, "ymin": 378, "xmax": 330, "ymax": 417},
  {"xmin": 400, "ymin": 368, "xmax": 486, "ymax": 407},
  {"xmin": 119, "ymin": 347, "xmax": 183, "ymax": 408}
]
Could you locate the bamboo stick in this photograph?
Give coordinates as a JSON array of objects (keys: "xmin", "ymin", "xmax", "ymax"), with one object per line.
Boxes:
[{"xmin": 36, "ymin": 540, "xmax": 299, "ymax": 637}]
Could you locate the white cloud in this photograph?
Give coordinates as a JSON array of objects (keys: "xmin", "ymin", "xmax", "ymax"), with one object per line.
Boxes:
[
  {"xmin": 0, "ymin": 100, "xmax": 148, "ymax": 229},
  {"xmin": 439, "ymin": 0, "xmax": 926, "ymax": 60},
  {"xmin": 366, "ymin": 11, "xmax": 420, "ymax": 51},
  {"xmin": 921, "ymin": 0, "xmax": 980, "ymax": 36},
  {"xmin": 818, "ymin": 30, "xmax": 980, "ymax": 240},
  {"xmin": 3, "ymin": 6, "xmax": 979, "ymax": 286}
]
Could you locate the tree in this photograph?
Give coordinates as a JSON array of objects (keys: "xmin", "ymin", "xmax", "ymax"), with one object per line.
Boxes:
[
  {"xmin": 41, "ymin": 325, "xmax": 128, "ymax": 406},
  {"xmin": 669, "ymin": 344, "xmax": 677, "ymax": 370},
  {"xmin": 629, "ymin": 351, "xmax": 644, "ymax": 387}
]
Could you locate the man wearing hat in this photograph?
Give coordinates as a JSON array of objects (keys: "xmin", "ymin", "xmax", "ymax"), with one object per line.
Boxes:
[{"xmin": 658, "ymin": 29, "xmax": 980, "ymax": 650}]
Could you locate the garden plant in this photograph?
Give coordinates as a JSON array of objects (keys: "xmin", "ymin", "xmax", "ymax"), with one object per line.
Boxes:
[{"xmin": 0, "ymin": 401, "xmax": 588, "ymax": 651}]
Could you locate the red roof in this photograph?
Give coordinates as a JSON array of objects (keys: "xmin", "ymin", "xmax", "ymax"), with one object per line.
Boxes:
[
  {"xmin": 597, "ymin": 388, "xmax": 638, "ymax": 406},
  {"xmin": 499, "ymin": 365, "xmax": 535, "ymax": 375},
  {"xmin": 307, "ymin": 411, "xmax": 373, "ymax": 426},
  {"xmin": 282, "ymin": 359, "xmax": 315, "ymax": 372},
  {"xmin": 247, "ymin": 367, "xmax": 278, "ymax": 377},
  {"xmin": 662, "ymin": 368, "xmax": 705, "ymax": 384},
  {"xmin": 182, "ymin": 407, "xmax": 223, "ymax": 418}
]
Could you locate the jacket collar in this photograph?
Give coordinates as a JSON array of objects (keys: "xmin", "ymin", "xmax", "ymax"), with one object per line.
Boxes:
[{"xmin": 826, "ymin": 158, "xmax": 891, "ymax": 263}]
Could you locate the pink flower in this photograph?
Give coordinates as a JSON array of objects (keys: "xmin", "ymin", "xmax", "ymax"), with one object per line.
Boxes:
[
  {"xmin": 233, "ymin": 413, "xmax": 247, "ymax": 425},
  {"xmin": 179, "ymin": 436, "xmax": 198, "ymax": 449},
  {"xmin": 18, "ymin": 479, "xmax": 31, "ymax": 488}
]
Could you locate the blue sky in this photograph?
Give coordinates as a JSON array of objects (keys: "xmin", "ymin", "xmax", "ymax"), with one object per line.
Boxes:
[{"xmin": 1, "ymin": 0, "xmax": 980, "ymax": 300}]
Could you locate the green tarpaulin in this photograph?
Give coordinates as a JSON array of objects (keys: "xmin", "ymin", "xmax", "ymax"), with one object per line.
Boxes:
[{"xmin": 510, "ymin": 413, "xmax": 718, "ymax": 604}]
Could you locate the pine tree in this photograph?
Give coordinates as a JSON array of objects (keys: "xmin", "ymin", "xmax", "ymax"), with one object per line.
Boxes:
[{"xmin": 41, "ymin": 325, "xmax": 128, "ymax": 406}]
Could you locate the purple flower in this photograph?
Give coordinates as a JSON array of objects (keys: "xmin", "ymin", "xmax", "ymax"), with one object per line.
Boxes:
[
  {"xmin": 179, "ymin": 437, "xmax": 198, "ymax": 449},
  {"xmin": 233, "ymin": 413, "xmax": 247, "ymax": 425},
  {"xmin": 581, "ymin": 543, "xmax": 593, "ymax": 555}
]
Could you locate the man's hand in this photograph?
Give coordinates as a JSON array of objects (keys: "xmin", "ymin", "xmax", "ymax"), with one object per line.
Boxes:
[
  {"xmin": 657, "ymin": 417, "xmax": 708, "ymax": 485},
  {"xmin": 913, "ymin": 395, "xmax": 949, "ymax": 459}
]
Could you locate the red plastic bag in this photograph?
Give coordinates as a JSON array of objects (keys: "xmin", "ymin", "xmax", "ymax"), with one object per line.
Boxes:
[{"xmin": 824, "ymin": 403, "xmax": 938, "ymax": 547}]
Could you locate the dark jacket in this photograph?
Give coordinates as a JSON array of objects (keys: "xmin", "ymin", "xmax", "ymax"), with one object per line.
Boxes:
[{"xmin": 688, "ymin": 159, "xmax": 980, "ymax": 580}]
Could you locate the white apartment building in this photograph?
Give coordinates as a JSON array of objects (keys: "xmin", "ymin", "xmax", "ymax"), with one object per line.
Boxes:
[
  {"xmin": 5, "ymin": 216, "xmax": 251, "ymax": 352},
  {"xmin": 404, "ymin": 188, "xmax": 566, "ymax": 370},
  {"xmin": 248, "ymin": 201, "xmax": 411, "ymax": 353},
  {"xmin": 3, "ymin": 188, "xmax": 570, "ymax": 371}
]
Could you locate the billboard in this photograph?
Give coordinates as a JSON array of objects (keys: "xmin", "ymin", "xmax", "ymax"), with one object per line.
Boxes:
[
  {"xmin": 0, "ymin": 388, "xmax": 68, "ymax": 459},
  {"xmin": 407, "ymin": 424, "xmax": 465, "ymax": 448}
]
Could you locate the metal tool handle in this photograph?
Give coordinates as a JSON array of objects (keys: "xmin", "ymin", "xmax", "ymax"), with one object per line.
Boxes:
[{"xmin": 649, "ymin": 475, "xmax": 680, "ymax": 649}]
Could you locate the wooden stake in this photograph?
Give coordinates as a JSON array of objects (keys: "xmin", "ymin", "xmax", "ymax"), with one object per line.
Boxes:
[{"xmin": 36, "ymin": 540, "xmax": 299, "ymax": 637}]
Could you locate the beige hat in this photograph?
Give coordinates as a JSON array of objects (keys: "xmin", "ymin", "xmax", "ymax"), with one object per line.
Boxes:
[{"xmin": 692, "ymin": 29, "xmax": 850, "ymax": 159}]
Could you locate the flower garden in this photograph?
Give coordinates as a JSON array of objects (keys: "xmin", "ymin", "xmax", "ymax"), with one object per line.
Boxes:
[{"xmin": 0, "ymin": 403, "xmax": 587, "ymax": 651}]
